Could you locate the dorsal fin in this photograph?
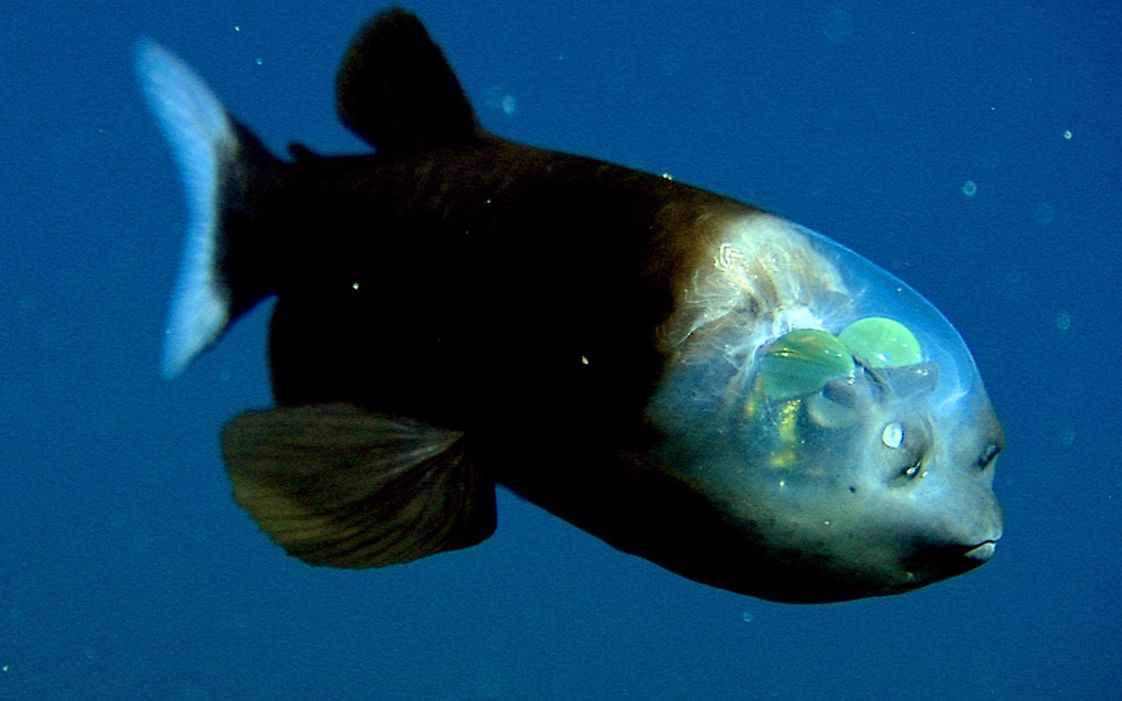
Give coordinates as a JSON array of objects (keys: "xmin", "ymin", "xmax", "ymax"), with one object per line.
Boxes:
[{"xmin": 336, "ymin": 7, "xmax": 479, "ymax": 152}]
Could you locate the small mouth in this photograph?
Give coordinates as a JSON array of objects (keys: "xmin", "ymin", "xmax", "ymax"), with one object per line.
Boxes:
[
  {"xmin": 903, "ymin": 536, "xmax": 1000, "ymax": 585},
  {"xmin": 964, "ymin": 540, "xmax": 998, "ymax": 561}
]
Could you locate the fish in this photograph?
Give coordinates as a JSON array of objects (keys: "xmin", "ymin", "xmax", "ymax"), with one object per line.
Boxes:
[{"xmin": 136, "ymin": 6, "xmax": 1003, "ymax": 603}]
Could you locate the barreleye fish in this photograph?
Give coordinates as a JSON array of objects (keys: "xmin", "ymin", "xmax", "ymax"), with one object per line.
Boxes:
[{"xmin": 137, "ymin": 7, "xmax": 1003, "ymax": 603}]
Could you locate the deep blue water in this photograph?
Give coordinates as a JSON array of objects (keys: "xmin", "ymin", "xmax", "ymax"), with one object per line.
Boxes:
[{"xmin": 3, "ymin": 1, "xmax": 1119, "ymax": 699}]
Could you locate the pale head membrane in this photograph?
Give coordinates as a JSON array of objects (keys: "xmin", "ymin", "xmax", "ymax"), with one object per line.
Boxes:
[{"xmin": 649, "ymin": 213, "xmax": 1002, "ymax": 601}]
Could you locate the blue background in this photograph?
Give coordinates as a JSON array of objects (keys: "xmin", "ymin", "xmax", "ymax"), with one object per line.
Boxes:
[{"xmin": 2, "ymin": 1, "xmax": 1118, "ymax": 698}]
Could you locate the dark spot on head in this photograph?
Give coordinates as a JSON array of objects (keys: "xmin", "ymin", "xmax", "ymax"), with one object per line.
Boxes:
[
  {"xmin": 977, "ymin": 442, "xmax": 1001, "ymax": 469},
  {"xmin": 848, "ymin": 486, "xmax": 857, "ymax": 494}
]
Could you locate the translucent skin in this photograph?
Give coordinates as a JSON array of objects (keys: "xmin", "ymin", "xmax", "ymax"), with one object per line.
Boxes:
[{"xmin": 646, "ymin": 213, "xmax": 1003, "ymax": 601}]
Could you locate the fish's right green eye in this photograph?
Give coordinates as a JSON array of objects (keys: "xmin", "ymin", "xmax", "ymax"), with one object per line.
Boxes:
[
  {"xmin": 759, "ymin": 329, "xmax": 855, "ymax": 401},
  {"xmin": 839, "ymin": 317, "xmax": 922, "ymax": 368}
]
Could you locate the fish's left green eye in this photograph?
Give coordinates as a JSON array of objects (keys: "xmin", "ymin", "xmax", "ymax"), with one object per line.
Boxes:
[{"xmin": 759, "ymin": 329, "xmax": 855, "ymax": 401}]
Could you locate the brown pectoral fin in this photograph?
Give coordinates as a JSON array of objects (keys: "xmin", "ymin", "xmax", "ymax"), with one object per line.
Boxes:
[{"xmin": 222, "ymin": 403, "xmax": 495, "ymax": 568}]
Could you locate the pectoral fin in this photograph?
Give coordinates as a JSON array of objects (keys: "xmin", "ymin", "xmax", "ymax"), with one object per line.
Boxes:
[{"xmin": 222, "ymin": 404, "xmax": 495, "ymax": 568}]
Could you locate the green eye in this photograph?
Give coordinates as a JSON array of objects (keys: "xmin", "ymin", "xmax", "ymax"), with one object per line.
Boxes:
[
  {"xmin": 839, "ymin": 317, "xmax": 922, "ymax": 368},
  {"xmin": 759, "ymin": 329, "xmax": 855, "ymax": 401}
]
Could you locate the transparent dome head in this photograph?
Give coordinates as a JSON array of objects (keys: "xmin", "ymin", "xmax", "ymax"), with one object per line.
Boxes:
[
  {"xmin": 650, "ymin": 210, "xmax": 1000, "ymax": 500},
  {"xmin": 644, "ymin": 211, "xmax": 1002, "ymax": 601},
  {"xmin": 651, "ymin": 212, "xmax": 985, "ymax": 444}
]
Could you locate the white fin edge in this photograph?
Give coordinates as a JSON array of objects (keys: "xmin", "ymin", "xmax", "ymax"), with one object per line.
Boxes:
[{"xmin": 136, "ymin": 38, "xmax": 236, "ymax": 378}]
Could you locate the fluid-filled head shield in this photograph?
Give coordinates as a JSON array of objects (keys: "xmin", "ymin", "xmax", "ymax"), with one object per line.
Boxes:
[{"xmin": 647, "ymin": 212, "xmax": 1002, "ymax": 602}]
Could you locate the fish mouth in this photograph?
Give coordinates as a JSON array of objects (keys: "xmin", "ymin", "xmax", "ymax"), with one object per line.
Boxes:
[
  {"xmin": 903, "ymin": 535, "xmax": 1001, "ymax": 584},
  {"xmin": 963, "ymin": 539, "xmax": 999, "ymax": 562}
]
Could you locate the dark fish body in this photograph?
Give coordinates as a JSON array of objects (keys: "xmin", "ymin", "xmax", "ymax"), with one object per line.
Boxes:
[
  {"xmin": 260, "ymin": 138, "xmax": 737, "ymax": 420},
  {"xmin": 138, "ymin": 8, "xmax": 1003, "ymax": 602}
]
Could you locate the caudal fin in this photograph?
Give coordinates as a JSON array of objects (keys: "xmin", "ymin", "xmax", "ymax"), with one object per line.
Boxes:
[{"xmin": 135, "ymin": 39, "xmax": 277, "ymax": 377}]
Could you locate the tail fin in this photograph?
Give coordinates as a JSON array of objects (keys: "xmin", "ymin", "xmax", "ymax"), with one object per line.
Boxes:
[{"xmin": 135, "ymin": 39, "xmax": 277, "ymax": 378}]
